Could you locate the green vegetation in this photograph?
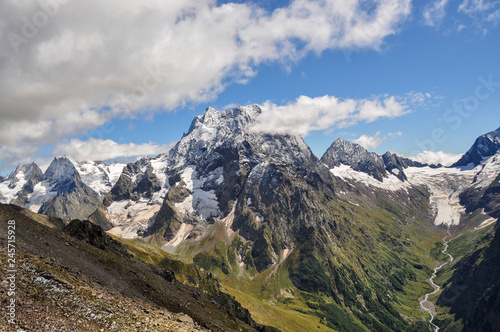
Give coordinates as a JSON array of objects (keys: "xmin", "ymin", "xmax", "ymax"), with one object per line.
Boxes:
[{"xmin": 118, "ymin": 184, "xmax": 485, "ymax": 332}]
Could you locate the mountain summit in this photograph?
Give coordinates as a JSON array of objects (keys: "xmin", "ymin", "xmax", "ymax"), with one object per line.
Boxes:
[
  {"xmin": 453, "ymin": 126, "xmax": 500, "ymax": 167},
  {"xmin": 320, "ymin": 138, "xmax": 425, "ymax": 182},
  {"xmin": 321, "ymin": 138, "xmax": 387, "ymax": 181}
]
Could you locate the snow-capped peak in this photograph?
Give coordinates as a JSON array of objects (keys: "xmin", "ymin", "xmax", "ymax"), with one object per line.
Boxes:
[
  {"xmin": 453, "ymin": 126, "xmax": 500, "ymax": 167},
  {"xmin": 72, "ymin": 159, "xmax": 125, "ymax": 196},
  {"xmin": 5, "ymin": 163, "xmax": 37, "ymax": 183},
  {"xmin": 0, "ymin": 162, "xmax": 42, "ymax": 204},
  {"xmin": 321, "ymin": 138, "xmax": 386, "ymax": 181},
  {"xmin": 187, "ymin": 105, "xmax": 261, "ymax": 134},
  {"xmin": 43, "ymin": 157, "xmax": 77, "ymax": 185},
  {"xmin": 170, "ymin": 105, "xmax": 264, "ymax": 168}
]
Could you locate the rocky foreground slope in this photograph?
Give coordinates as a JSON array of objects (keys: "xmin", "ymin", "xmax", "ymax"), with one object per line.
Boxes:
[{"xmin": 0, "ymin": 203, "xmax": 278, "ymax": 331}]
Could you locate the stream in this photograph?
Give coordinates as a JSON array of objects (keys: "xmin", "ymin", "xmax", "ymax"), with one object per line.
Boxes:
[{"xmin": 419, "ymin": 230, "xmax": 454, "ymax": 332}]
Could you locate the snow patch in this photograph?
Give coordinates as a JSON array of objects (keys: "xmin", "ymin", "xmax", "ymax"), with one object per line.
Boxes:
[
  {"xmin": 150, "ymin": 155, "xmax": 169, "ymax": 203},
  {"xmin": 26, "ymin": 181, "xmax": 57, "ymax": 212},
  {"xmin": 0, "ymin": 166, "xmax": 30, "ymax": 203},
  {"xmin": 329, "ymin": 164, "xmax": 406, "ymax": 191},
  {"xmin": 174, "ymin": 166, "xmax": 220, "ymax": 220},
  {"xmin": 472, "ymin": 153, "xmax": 500, "ymax": 189},
  {"xmin": 162, "ymin": 223, "xmax": 194, "ymax": 254},
  {"xmin": 475, "ymin": 217, "xmax": 498, "ymax": 230}
]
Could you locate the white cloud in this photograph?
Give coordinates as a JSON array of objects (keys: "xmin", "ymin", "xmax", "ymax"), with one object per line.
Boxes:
[
  {"xmin": 487, "ymin": 9, "xmax": 500, "ymax": 23},
  {"xmin": 354, "ymin": 131, "xmax": 402, "ymax": 149},
  {"xmin": 251, "ymin": 95, "xmax": 411, "ymax": 136},
  {"xmin": 0, "ymin": 109, "xmax": 109, "ymax": 145},
  {"xmin": 457, "ymin": 0, "xmax": 500, "ymax": 30},
  {"xmin": 458, "ymin": 0, "xmax": 497, "ymax": 14},
  {"xmin": 52, "ymin": 138, "xmax": 175, "ymax": 162},
  {"xmin": 0, "ymin": 0, "xmax": 411, "ymax": 153},
  {"xmin": 0, "ymin": 144, "xmax": 42, "ymax": 167},
  {"xmin": 409, "ymin": 150, "xmax": 462, "ymax": 166},
  {"xmin": 423, "ymin": 0, "xmax": 450, "ymax": 27}
]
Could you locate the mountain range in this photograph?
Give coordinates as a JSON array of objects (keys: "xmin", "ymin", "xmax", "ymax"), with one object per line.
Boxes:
[{"xmin": 1, "ymin": 105, "xmax": 499, "ymax": 332}]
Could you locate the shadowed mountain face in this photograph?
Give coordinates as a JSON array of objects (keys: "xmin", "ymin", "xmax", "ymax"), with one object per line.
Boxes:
[
  {"xmin": 438, "ymin": 223, "xmax": 500, "ymax": 332},
  {"xmin": 37, "ymin": 157, "xmax": 101, "ymax": 220},
  {"xmin": 453, "ymin": 126, "xmax": 500, "ymax": 167},
  {"xmin": 147, "ymin": 106, "xmax": 343, "ymax": 270}
]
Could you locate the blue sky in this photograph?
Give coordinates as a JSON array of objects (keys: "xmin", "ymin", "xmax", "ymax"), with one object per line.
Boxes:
[{"xmin": 1, "ymin": 0, "xmax": 500, "ymax": 175}]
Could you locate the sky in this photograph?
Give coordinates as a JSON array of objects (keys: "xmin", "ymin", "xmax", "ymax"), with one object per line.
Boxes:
[{"xmin": 1, "ymin": 0, "xmax": 500, "ymax": 175}]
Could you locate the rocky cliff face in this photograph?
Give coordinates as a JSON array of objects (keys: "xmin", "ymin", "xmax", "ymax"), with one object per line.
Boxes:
[{"xmin": 104, "ymin": 156, "xmax": 166, "ymax": 205}]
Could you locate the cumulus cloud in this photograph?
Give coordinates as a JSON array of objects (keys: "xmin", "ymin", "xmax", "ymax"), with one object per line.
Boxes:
[
  {"xmin": 354, "ymin": 131, "xmax": 402, "ymax": 149},
  {"xmin": 0, "ymin": 0, "xmax": 410, "ymax": 146},
  {"xmin": 52, "ymin": 138, "xmax": 175, "ymax": 162},
  {"xmin": 423, "ymin": 0, "xmax": 450, "ymax": 27},
  {"xmin": 251, "ymin": 95, "xmax": 411, "ymax": 136},
  {"xmin": 409, "ymin": 151, "xmax": 462, "ymax": 166}
]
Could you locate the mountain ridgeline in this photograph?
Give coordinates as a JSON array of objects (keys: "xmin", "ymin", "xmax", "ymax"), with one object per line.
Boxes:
[{"xmin": 1, "ymin": 105, "xmax": 499, "ymax": 332}]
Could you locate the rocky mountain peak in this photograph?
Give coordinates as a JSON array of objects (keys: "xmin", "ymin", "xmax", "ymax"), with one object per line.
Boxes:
[
  {"xmin": 44, "ymin": 157, "xmax": 78, "ymax": 186},
  {"xmin": 453, "ymin": 126, "xmax": 500, "ymax": 167},
  {"xmin": 5, "ymin": 162, "xmax": 40, "ymax": 184},
  {"xmin": 186, "ymin": 105, "xmax": 261, "ymax": 136},
  {"xmin": 171, "ymin": 104, "xmax": 297, "ymax": 170},
  {"xmin": 0, "ymin": 162, "xmax": 43, "ymax": 204},
  {"xmin": 321, "ymin": 138, "xmax": 387, "ymax": 181}
]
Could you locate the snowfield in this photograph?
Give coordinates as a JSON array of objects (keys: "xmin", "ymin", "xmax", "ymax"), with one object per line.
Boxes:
[
  {"xmin": 331, "ymin": 155, "xmax": 499, "ymax": 227},
  {"xmin": 74, "ymin": 160, "xmax": 125, "ymax": 196},
  {"xmin": 107, "ymin": 199, "xmax": 161, "ymax": 239}
]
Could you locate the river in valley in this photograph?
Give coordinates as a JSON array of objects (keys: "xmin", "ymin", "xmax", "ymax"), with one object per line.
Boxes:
[{"xmin": 419, "ymin": 230, "xmax": 454, "ymax": 332}]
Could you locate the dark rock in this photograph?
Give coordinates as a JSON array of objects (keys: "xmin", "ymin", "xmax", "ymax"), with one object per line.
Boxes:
[
  {"xmin": 453, "ymin": 126, "xmax": 500, "ymax": 167},
  {"xmin": 63, "ymin": 219, "xmax": 129, "ymax": 256}
]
